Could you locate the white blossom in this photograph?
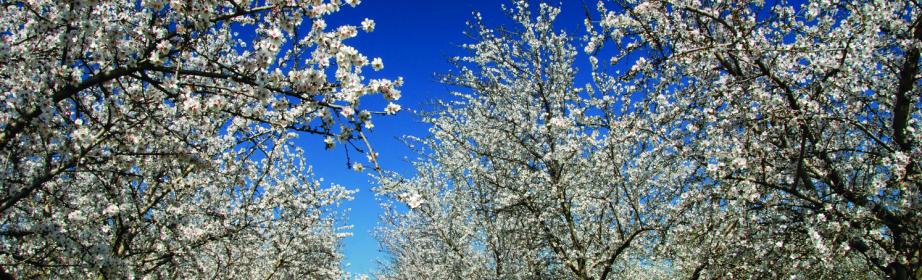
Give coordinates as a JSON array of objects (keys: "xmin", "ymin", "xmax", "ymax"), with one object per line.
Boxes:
[
  {"xmin": 372, "ymin": 57, "xmax": 384, "ymax": 71},
  {"xmin": 384, "ymin": 103, "xmax": 401, "ymax": 115},
  {"xmin": 362, "ymin": 18, "xmax": 376, "ymax": 32}
]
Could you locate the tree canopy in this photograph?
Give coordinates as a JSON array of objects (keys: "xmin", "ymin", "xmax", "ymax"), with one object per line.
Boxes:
[
  {"xmin": 377, "ymin": 0, "xmax": 921, "ymax": 279},
  {"xmin": 0, "ymin": 0, "xmax": 398, "ymax": 278},
  {"xmin": 2, "ymin": 0, "xmax": 920, "ymax": 279}
]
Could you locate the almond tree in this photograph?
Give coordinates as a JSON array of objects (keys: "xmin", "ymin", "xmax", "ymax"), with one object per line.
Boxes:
[
  {"xmin": 587, "ymin": 0, "xmax": 921, "ymax": 278},
  {"xmin": 376, "ymin": 2, "xmax": 683, "ymax": 279},
  {"xmin": 0, "ymin": 0, "xmax": 400, "ymax": 278}
]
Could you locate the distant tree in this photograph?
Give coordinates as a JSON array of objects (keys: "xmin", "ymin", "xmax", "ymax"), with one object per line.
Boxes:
[
  {"xmin": 587, "ymin": 0, "xmax": 921, "ymax": 278},
  {"xmin": 376, "ymin": 2, "xmax": 681, "ymax": 279},
  {"xmin": 0, "ymin": 0, "xmax": 400, "ymax": 278}
]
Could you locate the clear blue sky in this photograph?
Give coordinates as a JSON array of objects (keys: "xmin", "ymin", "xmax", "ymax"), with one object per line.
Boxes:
[{"xmin": 292, "ymin": 1, "xmax": 594, "ymax": 275}]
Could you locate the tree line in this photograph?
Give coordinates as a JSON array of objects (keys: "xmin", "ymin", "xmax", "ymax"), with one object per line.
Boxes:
[{"xmin": 0, "ymin": 0, "xmax": 919, "ymax": 279}]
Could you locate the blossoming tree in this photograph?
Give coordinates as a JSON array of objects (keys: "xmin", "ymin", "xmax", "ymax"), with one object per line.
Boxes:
[
  {"xmin": 378, "ymin": 0, "xmax": 921, "ymax": 279},
  {"xmin": 0, "ymin": 0, "xmax": 399, "ymax": 278},
  {"xmin": 376, "ymin": 2, "xmax": 684, "ymax": 279},
  {"xmin": 586, "ymin": 0, "xmax": 921, "ymax": 278}
]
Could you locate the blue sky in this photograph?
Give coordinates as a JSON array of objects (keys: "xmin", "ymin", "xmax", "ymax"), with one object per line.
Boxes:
[{"xmin": 293, "ymin": 1, "xmax": 594, "ymax": 275}]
